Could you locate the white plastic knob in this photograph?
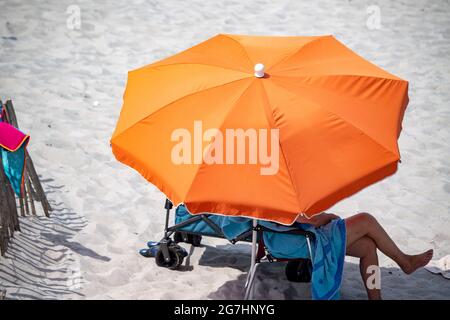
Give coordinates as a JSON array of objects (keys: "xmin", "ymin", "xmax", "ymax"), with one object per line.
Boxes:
[{"xmin": 254, "ymin": 63, "xmax": 265, "ymax": 78}]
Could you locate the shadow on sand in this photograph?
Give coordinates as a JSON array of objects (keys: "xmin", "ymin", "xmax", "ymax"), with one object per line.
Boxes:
[
  {"xmin": 0, "ymin": 176, "xmax": 109, "ymax": 299},
  {"xmin": 192, "ymin": 243, "xmax": 450, "ymax": 300}
]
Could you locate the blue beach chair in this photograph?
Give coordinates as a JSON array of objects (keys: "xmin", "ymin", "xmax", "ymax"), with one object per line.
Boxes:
[{"xmin": 151, "ymin": 199, "xmax": 316, "ymax": 300}]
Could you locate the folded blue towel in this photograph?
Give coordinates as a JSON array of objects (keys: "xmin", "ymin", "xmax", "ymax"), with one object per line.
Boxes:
[
  {"xmin": 174, "ymin": 205, "xmax": 346, "ymax": 300},
  {"xmin": 260, "ymin": 219, "xmax": 346, "ymax": 300}
]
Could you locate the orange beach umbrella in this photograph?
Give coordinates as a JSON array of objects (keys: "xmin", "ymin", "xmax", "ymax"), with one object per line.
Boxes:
[{"xmin": 111, "ymin": 34, "xmax": 409, "ymax": 225}]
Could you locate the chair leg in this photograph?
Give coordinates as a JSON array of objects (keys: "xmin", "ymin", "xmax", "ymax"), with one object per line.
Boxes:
[
  {"xmin": 244, "ymin": 263, "xmax": 259, "ymax": 300},
  {"xmin": 244, "ymin": 220, "xmax": 258, "ymax": 299},
  {"xmin": 306, "ymin": 235, "xmax": 314, "ymax": 264},
  {"xmin": 244, "ymin": 267, "xmax": 252, "ymax": 288},
  {"xmin": 245, "ymin": 220, "xmax": 258, "ymax": 287}
]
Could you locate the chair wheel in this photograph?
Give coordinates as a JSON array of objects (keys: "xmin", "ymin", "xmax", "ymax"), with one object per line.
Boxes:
[
  {"xmin": 173, "ymin": 231, "xmax": 184, "ymax": 243},
  {"xmin": 173, "ymin": 232, "xmax": 201, "ymax": 246},
  {"xmin": 189, "ymin": 234, "xmax": 202, "ymax": 247},
  {"xmin": 155, "ymin": 245, "xmax": 185, "ymax": 270},
  {"xmin": 285, "ymin": 259, "xmax": 312, "ymax": 283},
  {"xmin": 174, "ymin": 231, "xmax": 190, "ymax": 243}
]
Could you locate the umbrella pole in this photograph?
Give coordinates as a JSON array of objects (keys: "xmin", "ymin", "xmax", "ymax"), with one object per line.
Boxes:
[{"xmin": 244, "ymin": 219, "xmax": 258, "ymax": 300}]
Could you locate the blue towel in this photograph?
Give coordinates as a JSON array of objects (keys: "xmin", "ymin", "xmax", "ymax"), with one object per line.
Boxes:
[
  {"xmin": 260, "ymin": 219, "xmax": 346, "ymax": 300},
  {"xmin": 1, "ymin": 147, "xmax": 27, "ymax": 197},
  {"xmin": 174, "ymin": 205, "xmax": 346, "ymax": 300}
]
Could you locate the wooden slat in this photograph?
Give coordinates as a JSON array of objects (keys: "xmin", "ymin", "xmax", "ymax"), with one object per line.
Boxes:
[
  {"xmin": 26, "ymin": 174, "xmax": 36, "ymax": 215},
  {"xmin": 18, "ymin": 197, "xmax": 25, "ymax": 217},
  {"xmin": 23, "ymin": 181, "xmax": 30, "ymax": 215},
  {"xmin": 26, "ymin": 152, "xmax": 51, "ymax": 216},
  {"xmin": 5, "ymin": 99, "xmax": 19, "ymax": 127}
]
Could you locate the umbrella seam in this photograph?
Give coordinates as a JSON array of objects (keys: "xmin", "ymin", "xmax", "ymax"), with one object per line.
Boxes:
[
  {"xmin": 112, "ymin": 76, "xmax": 253, "ymax": 140},
  {"xmin": 183, "ymin": 79, "xmax": 256, "ymax": 202},
  {"xmin": 267, "ymin": 36, "xmax": 404, "ymax": 82},
  {"xmin": 270, "ymin": 58, "xmax": 404, "ymax": 81},
  {"xmin": 270, "ymin": 78, "xmax": 401, "ymax": 158},
  {"xmin": 258, "ymin": 81, "xmax": 304, "ymax": 215},
  {"xmin": 273, "ymin": 73, "xmax": 406, "ymax": 83},
  {"xmin": 140, "ymin": 62, "xmax": 252, "ymax": 75},
  {"xmin": 266, "ymin": 36, "xmax": 330, "ymax": 73},
  {"xmin": 136, "ymin": 33, "xmax": 254, "ymax": 73},
  {"xmin": 222, "ymin": 34, "xmax": 255, "ymax": 68}
]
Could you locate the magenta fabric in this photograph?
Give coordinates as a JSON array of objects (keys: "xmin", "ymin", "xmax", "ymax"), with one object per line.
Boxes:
[{"xmin": 0, "ymin": 121, "xmax": 28, "ymax": 151}]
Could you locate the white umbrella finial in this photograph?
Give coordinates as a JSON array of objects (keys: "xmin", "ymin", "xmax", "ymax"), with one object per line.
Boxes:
[{"xmin": 254, "ymin": 63, "xmax": 265, "ymax": 78}]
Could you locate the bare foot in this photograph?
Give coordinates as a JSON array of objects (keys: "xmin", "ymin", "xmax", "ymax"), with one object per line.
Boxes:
[{"xmin": 401, "ymin": 249, "xmax": 434, "ymax": 274}]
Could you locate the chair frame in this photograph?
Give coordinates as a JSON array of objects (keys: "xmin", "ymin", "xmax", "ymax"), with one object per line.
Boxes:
[{"xmin": 159, "ymin": 199, "xmax": 315, "ymax": 299}]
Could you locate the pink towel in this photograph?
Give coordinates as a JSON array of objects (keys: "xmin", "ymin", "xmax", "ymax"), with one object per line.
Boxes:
[{"xmin": 0, "ymin": 121, "xmax": 29, "ymax": 152}]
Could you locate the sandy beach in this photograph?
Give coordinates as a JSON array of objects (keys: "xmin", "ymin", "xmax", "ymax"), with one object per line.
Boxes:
[{"xmin": 1, "ymin": 0, "xmax": 450, "ymax": 299}]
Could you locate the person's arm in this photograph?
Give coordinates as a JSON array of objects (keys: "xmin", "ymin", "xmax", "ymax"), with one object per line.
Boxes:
[{"xmin": 296, "ymin": 212, "xmax": 340, "ymax": 227}]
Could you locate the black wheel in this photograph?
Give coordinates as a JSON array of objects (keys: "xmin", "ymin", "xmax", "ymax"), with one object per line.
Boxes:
[
  {"xmin": 173, "ymin": 231, "xmax": 184, "ymax": 243},
  {"xmin": 189, "ymin": 234, "xmax": 202, "ymax": 247},
  {"xmin": 181, "ymin": 233, "xmax": 191, "ymax": 243},
  {"xmin": 155, "ymin": 245, "xmax": 185, "ymax": 270},
  {"xmin": 285, "ymin": 259, "xmax": 312, "ymax": 283}
]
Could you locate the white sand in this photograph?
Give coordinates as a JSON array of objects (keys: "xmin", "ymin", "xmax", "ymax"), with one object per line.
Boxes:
[{"xmin": 1, "ymin": 0, "xmax": 450, "ymax": 299}]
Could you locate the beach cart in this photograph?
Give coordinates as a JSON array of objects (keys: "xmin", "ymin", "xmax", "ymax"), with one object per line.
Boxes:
[{"xmin": 154, "ymin": 199, "xmax": 315, "ymax": 300}]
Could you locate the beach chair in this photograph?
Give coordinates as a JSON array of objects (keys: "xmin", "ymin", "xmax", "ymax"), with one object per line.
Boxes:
[{"xmin": 154, "ymin": 199, "xmax": 315, "ymax": 300}]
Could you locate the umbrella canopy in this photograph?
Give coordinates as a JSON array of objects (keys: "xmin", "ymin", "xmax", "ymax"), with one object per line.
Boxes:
[{"xmin": 111, "ymin": 34, "xmax": 409, "ymax": 225}]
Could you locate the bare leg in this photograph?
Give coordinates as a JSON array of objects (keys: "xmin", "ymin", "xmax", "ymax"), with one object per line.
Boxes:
[
  {"xmin": 347, "ymin": 236, "xmax": 381, "ymax": 300},
  {"xmin": 345, "ymin": 213, "xmax": 433, "ymax": 274}
]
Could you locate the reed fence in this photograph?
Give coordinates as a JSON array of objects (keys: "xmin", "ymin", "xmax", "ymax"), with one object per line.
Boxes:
[{"xmin": 0, "ymin": 99, "xmax": 51, "ymax": 256}]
